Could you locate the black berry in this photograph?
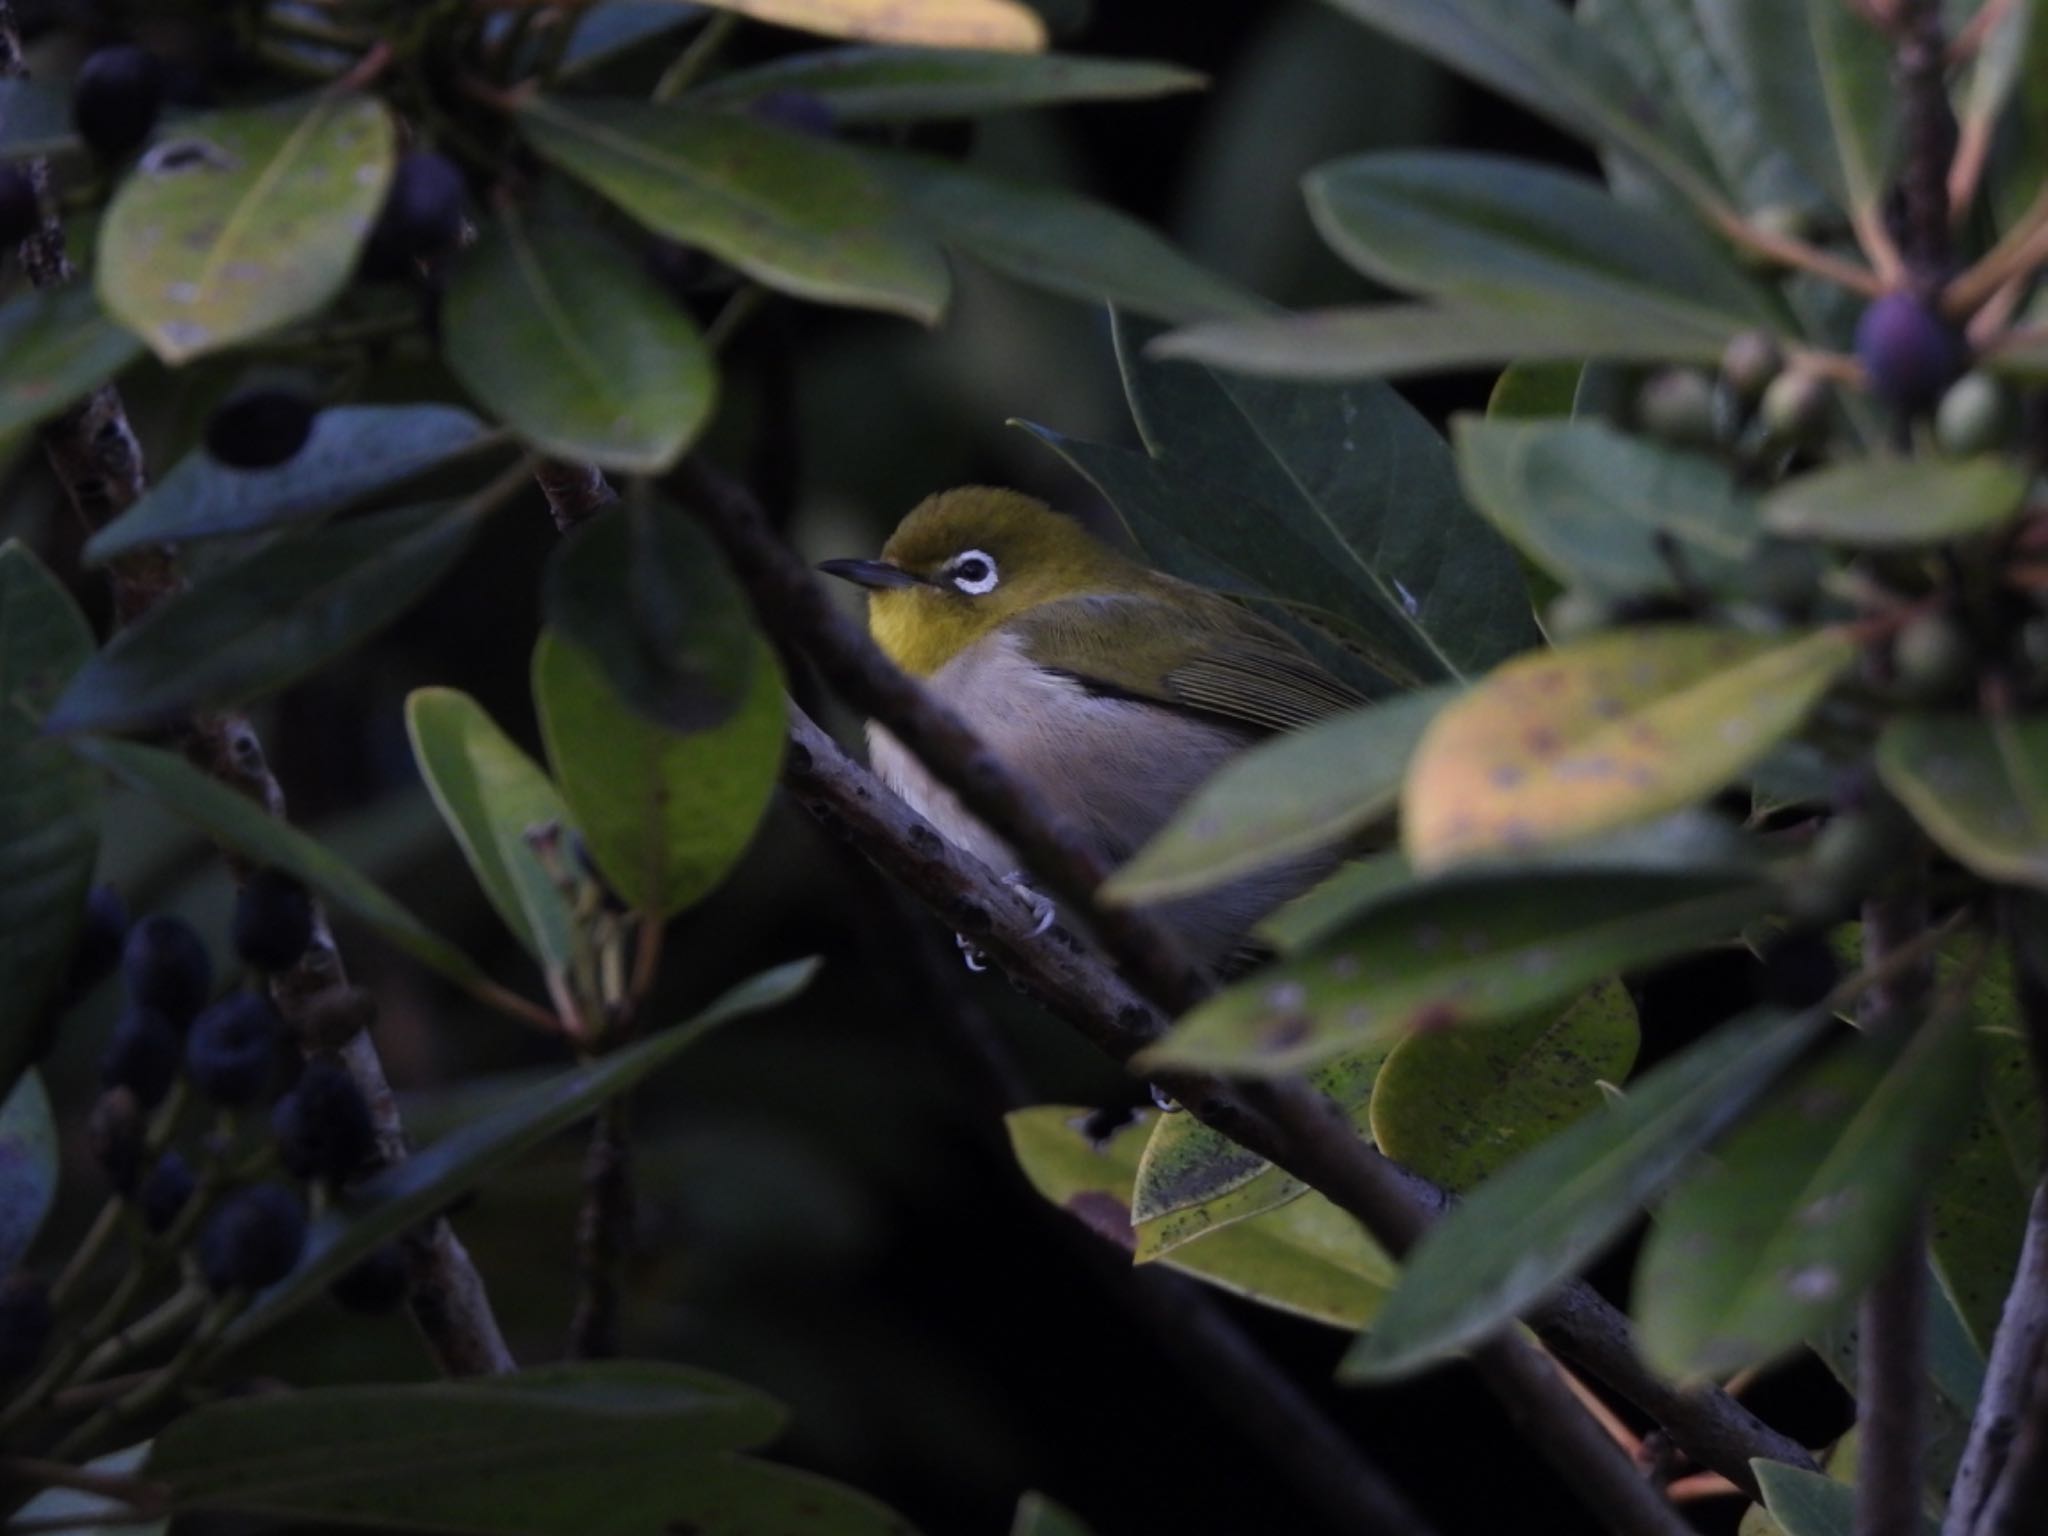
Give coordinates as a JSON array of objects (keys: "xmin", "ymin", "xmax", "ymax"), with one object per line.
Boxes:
[
  {"xmin": 63, "ymin": 884, "xmax": 129, "ymax": 1001},
  {"xmin": 360, "ymin": 152, "xmax": 465, "ymax": 279},
  {"xmin": 1856, "ymin": 292, "xmax": 1965, "ymax": 416},
  {"xmin": 72, "ymin": 45, "xmax": 165, "ymax": 158},
  {"xmin": 271, "ymin": 1060, "xmax": 375, "ymax": 1184},
  {"xmin": 0, "ymin": 163, "xmax": 37, "ymax": 246},
  {"xmin": 233, "ymin": 868, "xmax": 315, "ymax": 971},
  {"xmin": 121, "ymin": 913, "xmax": 213, "ymax": 1029},
  {"xmin": 1756, "ymin": 930, "xmax": 1843, "ymax": 1011},
  {"xmin": 198, "ymin": 1183, "xmax": 306, "ymax": 1294},
  {"xmin": 185, "ymin": 993, "xmax": 284, "ymax": 1105},
  {"xmin": 748, "ymin": 89, "xmax": 836, "ymax": 138},
  {"xmin": 205, "ymin": 388, "xmax": 317, "ymax": 470},
  {"xmin": 138, "ymin": 1149, "xmax": 196, "ymax": 1234},
  {"xmin": 100, "ymin": 1006, "xmax": 182, "ymax": 1108},
  {"xmin": 329, "ymin": 1243, "xmax": 408, "ymax": 1313},
  {"xmin": 0, "ymin": 1276, "xmax": 52, "ymax": 1379},
  {"xmin": 89, "ymin": 1087, "xmax": 145, "ymax": 1193}
]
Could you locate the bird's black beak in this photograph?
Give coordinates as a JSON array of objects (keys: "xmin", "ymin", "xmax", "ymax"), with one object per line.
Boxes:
[{"xmin": 818, "ymin": 558, "xmax": 926, "ymax": 591}]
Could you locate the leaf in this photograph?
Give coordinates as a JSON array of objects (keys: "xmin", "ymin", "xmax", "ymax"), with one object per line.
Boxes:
[
  {"xmin": 0, "ymin": 77, "xmax": 80, "ymax": 160},
  {"xmin": 0, "ymin": 1072, "xmax": 57, "ymax": 1276},
  {"xmin": 867, "ymin": 152, "xmax": 1258, "ymax": 322},
  {"xmin": 47, "ymin": 501, "xmax": 488, "ymax": 736},
  {"xmin": 1342, "ymin": 1005, "xmax": 1827, "ymax": 1381},
  {"xmin": 1488, "ymin": 361, "xmax": 1583, "ymax": 419},
  {"xmin": 73, "ymin": 737, "xmax": 496, "ymax": 997},
  {"xmin": 543, "ymin": 496, "xmax": 761, "ymax": 733},
  {"xmin": 1634, "ymin": 1008, "xmax": 1980, "ymax": 1377},
  {"xmin": 1878, "ymin": 712, "xmax": 2048, "ymax": 890},
  {"xmin": 692, "ymin": 47, "xmax": 1203, "ymax": 120},
  {"xmin": 1306, "ymin": 152, "xmax": 1780, "ymax": 348},
  {"xmin": 97, "ymin": 93, "xmax": 395, "ymax": 362},
  {"xmin": 0, "ymin": 544, "xmax": 99, "ymax": 1083},
  {"xmin": 1762, "ymin": 457, "xmax": 2030, "ymax": 548},
  {"xmin": 693, "ymin": 0, "xmax": 1045, "ymax": 50},
  {"xmin": 1105, "ymin": 687, "xmax": 1452, "ymax": 904},
  {"xmin": 519, "ymin": 96, "xmax": 950, "ymax": 323},
  {"xmin": 1370, "ymin": 981, "xmax": 1640, "ymax": 1193},
  {"xmin": 86, "ymin": 404, "xmax": 493, "ymax": 562},
  {"xmin": 444, "ymin": 218, "xmax": 715, "ymax": 473},
  {"xmin": 0, "ymin": 284, "xmax": 144, "ymax": 435},
  {"xmin": 13, "ymin": 1446, "xmax": 161, "ymax": 1536},
  {"xmin": 1753, "ymin": 1461, "xmax": 1854, "ymax": 1536},
  {"xmin": 1453, "ymin": 418, "xmax": 1761, "ymax": 597},
  {"xmin": 1006, "ymin": 1106, "xmax": 1391, "ymax": 1329},
  {"xmin": 1142, "ymin": 868, "xmax": 1768, "ymax": 1076},
  {"xmin": 533, "ymin": 631, "xmax": 784, "ymax": 920},
  {"xmin": 405, "ymin": 689, "xmax": 575, "ymax": 980},
  {"xmin": 1012, "ymin": 1492, "xmax": 1093, "ymax": 1536},
  {"xmin": 1403, "ymin": 626, "xmax": 1856, "ymax": 871},
  {"xmin": 227, "ymin": 959, "xmax": 816, "ymax": 1345}
]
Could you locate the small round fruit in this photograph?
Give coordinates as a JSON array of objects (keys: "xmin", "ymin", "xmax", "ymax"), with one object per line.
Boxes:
[
  {"xmin": 1544, "ymin": 589, "xmax": 1612, "ymax": 643},
  {"xmin": 1856, "ymin": 292, "xmax": 1964, "ymax": 415},
  {"xmin": 1892, "ymin": 613, "xmax": 1976, "ymax": 702},
  {"xmin": 198, "ymin": 1183, "xmax": 307, "ymax": 1294},
  {"xmin": 233, "ymin": 868, "xmax": 315, "ymax": 972},
  {"xmin": 1636, "ymin": 368, "xmax": 1719, "ymax": 449},
  {"xmin": 1760, "ymin": 370, "xmax": 1831, "ymax": 449},
  {"xmin": 205, "ymin": 388, "xmax": 316, "ymax": 470},
  {"xmin": 100, "ymin": 1006, "xmax": 182, "ymax": 1108},
  {"xmin": 1720, "ymin": 331, "xmax": 1783, "ymax": 404},
  {"xmin": 271, "ymin": 1059, "xmax": 375, "ymax": 1184},
  {"xmin": 89, "ymin": 1087, "xmax": 145, "ymax": 1193},
  {"xmin": 0, "ymin": 163, "xmax": 38, "ymax": 246},
  {"xmin": 185, "ymin": 993, "xmax": 284, "ymax": 1105},
  {"xmin": 1755, "ymin": 930, "xmax": 1842, "ymax": 1011},
  {"xmin": 360, "ymin": 152, "xmax": 465, "ymax": 278},
  {"xmin": 72, "ymin": 45, "xmax": 165, "ymax": 157},
  {"xmin": 1935, "ymin": 372, "xmax": 2012, "ymax": 456},
  {"xmin": 121, "ymin": 914, "xmax": 212, "ymax": 1029},
  {"xmin": 0, "ymin": 1276, "xmax": 52, "ymax": 1379},
  {"xmin": 137, "ymin": 1149, "xmax": 196, "ymax": 1234},
  {"xmin": 63, "ymin": 883, "xmax": 129, "ymax": 1001},
  {"xmin": 747, "ymin": 89, "xmax": 836, "ymax": 138},
  {"xmin": 329, "ymin": 1243, "xmax": 408, "ymax": 1314}
]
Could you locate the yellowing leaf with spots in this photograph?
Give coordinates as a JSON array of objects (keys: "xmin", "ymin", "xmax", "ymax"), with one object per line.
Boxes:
[
  {"xmin": 97, "ymin": 94, "xmax": 395, "ymax": 363},
  {"xmin": 1403, "ymin": 627, "xmax": 1855, "ymax": 870},
  {"xmin": 695, "ymin": 0, "xmax": 1046, "ymax": 51}
]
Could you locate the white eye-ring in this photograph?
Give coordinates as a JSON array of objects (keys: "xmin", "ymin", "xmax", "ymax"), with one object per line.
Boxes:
[{"xmin": 946, "ymin": 549, "xmax": 1000, "ymax": 595}]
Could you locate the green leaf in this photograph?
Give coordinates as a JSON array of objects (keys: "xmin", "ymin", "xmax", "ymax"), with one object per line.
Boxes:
[
  {"xmin": 1143, "ymin": 868, "xmax": 1768, "ymax": 1076},
  {"xmin": 1403, "ymin": 627, "xmax": 1856, "ymax": 871},
  {"xmin": 1489, "ymin": 360, "xmax": 1583, "ymax": 419},
  {"xmin": 867, "ymin": 151, "xmax": 1257, "ymax": 322},
  {"xmin": 519, "ymin": 96, "xmax": 949, "ymax": 323},
  {"xmin": 227, "ymin": 960, "xmax": 816, "ymax": 1345},
  {"xmin": 1370, "ymin": 980, "xmax": 1640, "ymax": 1192},
  {"xmin": 444, "ymin": 218, "xmax": 714, "ymax": 474},
  {"xmin": 0, "ymin": 283, "xmax": 144, "ymax": 436},
  {"xmin": 47, "ymin": 501, "xmax": 488, "ymax": 736},
  {"xmin": 72, "ymin": 737, "xmax": 496, "ymax": 997},
  {"xmin": 1753, "ymin": 1461, "xmax": 1854, "ymax": 1536},
  {"xmin": 1762, "ymin": 457, "xmax": 2030, "ymax": 548},
  {"xmin": 13, "ymin": 1446, "xmax": 161, "ymax": 1536},
  {"xmin": 1343, "ymin": 1005, "xmax": 1827, "ymax": 1380},
  {"xmin": 543, "ymin": 496, "xmax": 760, "ymax": 733},
  {"xmin": 693, "ymin": 47, "xmax": 1204, "ymax": 120},
  {"xmin": 1635, "ymin": 1008, "xmax": 1980, "ymax": 1377},
  {"xmin": 97, "ymin": 93, "xmax": 395, "ymax": 362},
  {"xmin": 1453, "ymin": 418, "xmax": 1761, "ymax": 597},
  {"xmin": 405, "ymin": 689, "xmax": 575, "ymax": 979},
  {"xmin": 0, "ymin": 543, "xmax": 99, "ymax": 1082},
  {"xmin": 1306, "ymin": 152, "xmax": 1780, "ymax": 348},
  {"xmin": 1105, "ymin": 686, "xmax": 1452, "ymax": 904},
  {"xmin": 0, "ymin": 1072, "xmax": 57, "ymax": 1276},
  {"xmin": 86, "ymin": 404, "xmax": 493, "ymax": 562},
  {"xmin": 1012, "ymin": 1492, "xmax": 1093, "ymax": 1536},
  {"xmin": 1007, "ymin": 1106, "xmax": 1391, "ymax": 1329},
  {"xmin": 1878, "ymin": 712, "xmax": 2048, "ymax": 890},
  {"xmin": 0, "ymin": 78, "xmax": 81, "ymax": 160},
  {"xmin": 533, "ymin": 631, "xmax": 784, "ymax": 920}
]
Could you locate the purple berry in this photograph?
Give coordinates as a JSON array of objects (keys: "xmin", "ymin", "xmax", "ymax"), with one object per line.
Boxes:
[
  {"xmin": 271, "ymin": 1060, "xmax": 375, "ymax": 1184},
  {"xmin": 185, "ymin": 993, "xmax": 284, "ymax": 1105},
  {"xmin": 361, "ymin": 152, "xmax": 465, "ymax": 279},
  {"xmin": 100, "ymin": 1006, "xmax": 182, "ymax": 1108},
  {"xmin": 198, "ymin": 1183, "xmax": 306, "ymax": 1294},
  {"xmin": 121, "ymin": 914, "xmax": 213, "ymax": 1029},
  {"xmin": 1855, "ymin": 292, "xmax": 1964, "ymax": 415},
  {"xmin": 138, "ymin": 1150, "xmax": 196, "ymax": 1234}
]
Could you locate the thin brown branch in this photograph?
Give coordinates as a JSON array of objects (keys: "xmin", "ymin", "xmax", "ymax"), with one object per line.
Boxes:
[
  {"xmin": 1945, "ymin": 184, "xmax": 2048, "ymax": 317},
  {"xmin": 533, "ymin": 457, "xmax": 619, "ymax": 532},
  {"xmin": 1895, "ymin": 0, "xmax": 1953, "ymax": 278},
  {"xmin": 1949, "ymin": 0, "xmax": 2018, "ymax": 62},
  {"xmin": 567, "ymin": 1095, "xmax": 633, "ymax": 1359}
]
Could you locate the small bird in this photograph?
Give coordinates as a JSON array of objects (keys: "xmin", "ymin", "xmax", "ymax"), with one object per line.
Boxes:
[{"xmin": 821, "ymin": 487, "xmax": 1363, "ymax": 962}]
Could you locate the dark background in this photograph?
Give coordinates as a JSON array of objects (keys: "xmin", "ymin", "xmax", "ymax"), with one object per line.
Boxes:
[{"xmin": 12, "ymin": 4, "xmax": 1845, "ymax": 1533}]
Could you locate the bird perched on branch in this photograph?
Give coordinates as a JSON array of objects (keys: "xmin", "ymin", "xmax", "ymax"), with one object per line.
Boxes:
[{"xmin": 821, "ymin": 487, "xmax": 1362, "ymax": 962}]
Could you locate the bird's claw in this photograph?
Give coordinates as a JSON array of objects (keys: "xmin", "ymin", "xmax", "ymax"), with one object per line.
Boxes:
[
  {"xmin": 1002, "ymin": 871, "xmax": 1057, "ymax": 938},
  {"xmin": 955, "ymin": 931, "xmax": 989, "ymax": 973}
]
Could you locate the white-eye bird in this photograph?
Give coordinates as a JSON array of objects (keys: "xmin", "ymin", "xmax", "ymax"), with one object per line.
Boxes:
[{"xmin": 821, "ymin": 487, "xmax": 1363, "ymax": 962}]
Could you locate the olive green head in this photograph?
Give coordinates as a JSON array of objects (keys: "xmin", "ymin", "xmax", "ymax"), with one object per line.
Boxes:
[{"xmin": 821, "ymin": 487, "xmax": 1135, "ymax": 675}]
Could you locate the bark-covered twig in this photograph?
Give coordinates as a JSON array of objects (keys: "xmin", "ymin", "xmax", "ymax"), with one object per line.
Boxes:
[
  {"xmin": 1945, "ymin": 1182, "xmax": 2048, "ymax": 1536},
  {"xmin": 567, "ymin": 1096, "xmax": 633, "ymax": 1359},
  {"xmin": 1893, "ymin": 0, "xmax": 1953, "ymax": 280},
  {"xmin": 532, "ymin": 457, "xmax": 618, "ymax": 532}
]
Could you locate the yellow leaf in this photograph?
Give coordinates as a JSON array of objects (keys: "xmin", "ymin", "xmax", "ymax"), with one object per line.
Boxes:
[
  {"xmin": 1403, "ymin": 626, "xmax": 1854, "ymax": 870},
  {"xmin": 696, "ymin": 0, "xmax": 1047, "ymax": 51}
]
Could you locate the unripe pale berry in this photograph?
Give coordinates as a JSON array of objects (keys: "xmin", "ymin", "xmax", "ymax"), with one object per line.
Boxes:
[
  {"xmin": 1935, "ymin": 373, "xmax": 2012, "ymax": 456},
  {"xmin": 1721, "ymin": 331, "xmax": 1783, "ymax": 404},
  {"xmin": 1636, "ymin": 368, "xmax": 1718, "ymax": 450},
  {"xmin": 1856, "ymin": 292, "xmax": 1964, "ymax": 415},
  {"xmin": 1891, "ymin": 613, "xmax": 1976, "ymax": 703},
  {"xmin": 1760, "ymin": 370, "xmax": 1830, "ymax": 448}
]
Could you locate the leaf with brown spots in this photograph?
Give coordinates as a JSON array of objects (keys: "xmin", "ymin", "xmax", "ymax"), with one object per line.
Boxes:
[{"xmin": 1403, "ymin": 625, "xmax": 1854, "ymax": 871}]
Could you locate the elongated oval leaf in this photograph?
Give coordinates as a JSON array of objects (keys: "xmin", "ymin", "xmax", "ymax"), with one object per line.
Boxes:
[
  {"xmin": 446, "ymin": 219, "xmax": 713, "ymax": 473},
  {"xmin": 98, "ymin": 94, "xmax": 395, "ymax": 362},
  {"xmin": 227, "ymin": 958, "xmax": 816, "ymax": 1345},
  {"xmin": 47, "ymin": 501, "xmax": 487, "ymax": 736},
  {"xmin": 692, "ymin": 47, "xmax": 1203, "ymax": 120},
  {"xmin": 1753, "ymin": 1461, "xmax": 1854, "ymax": 1536},
  {"xmin": 519, "ymin": 97, "xmax": 950, "ymax": 323},
  {"xmin": 1879, "ymin": 713, "xmax": 2048, "ymax": 889},
  {"xmin": 87, "ymin": 405, "xmax": 493, "ymax": 562},
  {"xmin": 0, "ymin": 544, "xmax": 99, "ymax": 1082},
  {"xmin": 406, "ymin": 689, "xmax": 575, "ymax": 979},
  {"xmin": 1106, "ymin": 686, "xmax": 1451, "ymax": 904},
  {"xmin": 1012, "ymin": 1493, "xmax": 1092, "ymax": 1536},
  {"xmin": 1763, "ymin": 457, "xmax": 2029, "ymax": 548},
  {"xmin": 1343, "ymin": 1005, "xmax": 1827, "ymax": 1380},
  {"xmin": 0, "ymin": 284, "xmax": 143, "ymax": 434},
  {"xmin": 1403, "ymin": 627, "xmax": 1855, "ymax": 871},
  {"xmin": 0, "ymin": 1072, "xmax": 57, "ymax": 1276},
  {"xmin": 695, "ymin": 0, "xmax": 1045, "ymax": 49}
]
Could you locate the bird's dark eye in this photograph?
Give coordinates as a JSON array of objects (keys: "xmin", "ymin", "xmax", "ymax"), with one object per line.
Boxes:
[
  {"xmin": 955, "ymin": 558, "xmax": 989, "ymax": 582},
  {"xmin": 947, "ymin": 549, "xmax": 999, "ymax": 594}
]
